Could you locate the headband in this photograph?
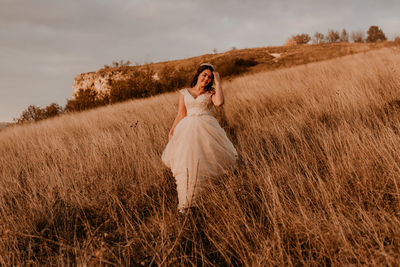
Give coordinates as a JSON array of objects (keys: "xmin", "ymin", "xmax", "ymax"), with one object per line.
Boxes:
[{"xmin": 200, "ymin": 63, "xmax": 215, "ymax": 69}]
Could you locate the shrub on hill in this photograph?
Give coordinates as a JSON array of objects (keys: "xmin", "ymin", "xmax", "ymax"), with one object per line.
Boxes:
[
  {"xmin": 326, "ymin": 29, "xmax": 340, "ymax": 43},
  {"xmin": 284, "ymin": 38, "xmax": 297, "ymax": 46},
  {"xmin": 104, "ymin": 59, "xmax": 131, "ymax": 68},
  {"xmin": 212, "ymin": 57, "xmax": 258, "ymax": 77},
  {"xmin": 109, "ymin": 68, "xmax": 162, "ymax": 103},
  {"xmin": 340, "ymin": 29, "xmax": 349, "ymax": 42},
  {"xmin": 313, "ymin": 32, "xmax": 325, "ymax": 44},
  {"xmin": 351, "ymin": 30, "xmax": 365, "ymax": 43},
  {"xmin": 44, "ymin": 103, "xmax": 63, "ymax": 118},
  {"xmin": 15, "ymin": 105, "xmax": 43, "ymax": 123},
  {"xmin": 157, "ymin": 65, "xmax": 192, "ymax": 93},
  {"xmin": 366, "ymin": 25, "xmax": 386, "ymax": 42},
  {"xmin": 65, "ymin": 88, "xmax": 108, "ymax": 112},
  {"xmin": 292, "ymin": 33, "xmax": 311, "ymax": 45},
  {"xmin": 15, "ymin": 103, "xmax": 63, "ymax": 123}
]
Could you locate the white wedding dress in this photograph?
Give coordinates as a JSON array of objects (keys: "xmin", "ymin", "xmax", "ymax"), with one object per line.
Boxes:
[{"xmin": 161, "ymin": 88, "xmax": 238, "ymax": 211}]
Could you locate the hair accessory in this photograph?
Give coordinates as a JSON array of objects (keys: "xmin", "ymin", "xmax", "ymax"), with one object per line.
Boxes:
[{"xmin": 200, "ymin": 62, "xmax": 215, "ymax": 69}]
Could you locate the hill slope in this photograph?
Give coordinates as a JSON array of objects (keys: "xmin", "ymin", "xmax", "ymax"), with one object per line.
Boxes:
[
  {"xmin": 1, "ymin": 48, "xmax": 400, "ymax": 265},
  {"xmin": 0, "ymin": 122, "xmax": 10, "ymax": 130},
  {"xmin": 73, "ymin": 41, "xmax": 395, "ymax": 96}
]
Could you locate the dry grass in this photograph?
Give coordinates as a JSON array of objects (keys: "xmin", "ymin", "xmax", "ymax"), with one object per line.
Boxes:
[{"xmin": 1, "ymin": 47, "xmax": 400, "ymax": 265}]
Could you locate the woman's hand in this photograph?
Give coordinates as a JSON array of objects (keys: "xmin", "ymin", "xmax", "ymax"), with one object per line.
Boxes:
[{"xmin": 213, "ymin": 71, "xmax": 221, "ymax": 85}]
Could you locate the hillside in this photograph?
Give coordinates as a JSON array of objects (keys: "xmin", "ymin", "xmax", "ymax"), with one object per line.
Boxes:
[
  {"xmin": 1, "ymin": 47, "xmax": 400, "ymax": 265},
  {"xmin": 0, "ymin": 122, "xmax": 10, "ymax": 130},
  {"xmin": 73, "ymin": 41, "xmax": 395, "ymax": 96}
]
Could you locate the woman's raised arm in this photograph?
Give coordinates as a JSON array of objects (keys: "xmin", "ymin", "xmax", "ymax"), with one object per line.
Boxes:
[{"xmin": 211, "ymin": 72, "xmax": 224, "ymax": 107}]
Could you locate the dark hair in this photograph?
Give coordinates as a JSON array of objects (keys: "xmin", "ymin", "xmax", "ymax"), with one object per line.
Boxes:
[{"xmin": 190, "ymin": 64, "xmax": 214, "ymax": 91}]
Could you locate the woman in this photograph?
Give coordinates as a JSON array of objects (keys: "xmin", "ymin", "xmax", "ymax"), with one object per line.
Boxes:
[{"xmin": 161, "ymin": 63, "xmax": 238, "ymax": 214}]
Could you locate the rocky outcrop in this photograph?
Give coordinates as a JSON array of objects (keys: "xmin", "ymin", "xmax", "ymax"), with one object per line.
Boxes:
[{"xmin": 72, "ymin": 67, "xmax": 137, "ymax": 98}]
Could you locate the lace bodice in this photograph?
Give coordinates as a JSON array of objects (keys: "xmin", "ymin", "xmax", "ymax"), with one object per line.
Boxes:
[{"xmin": 179, "ymin": 88, "xmax": 213, "ymax": 116}]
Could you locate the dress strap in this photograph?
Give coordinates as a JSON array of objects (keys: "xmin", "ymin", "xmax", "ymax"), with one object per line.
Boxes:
[{"xmin": 179, "ymin": 88, "xmax": 187, "ymax": 95}]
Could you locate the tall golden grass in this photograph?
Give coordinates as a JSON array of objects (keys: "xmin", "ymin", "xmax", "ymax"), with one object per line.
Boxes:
[{"xmin": 1, "ymin": 48, "xmax": 400, "ymax": 265}]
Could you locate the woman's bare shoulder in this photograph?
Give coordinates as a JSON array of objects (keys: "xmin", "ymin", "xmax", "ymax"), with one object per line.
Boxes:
[{"xmin": 179, "ymin": 88, "xmax": 188, "ymax": 95}]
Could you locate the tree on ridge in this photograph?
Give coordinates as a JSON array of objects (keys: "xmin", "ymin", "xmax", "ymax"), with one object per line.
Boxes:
[{"xmin": 366, "ymin": 25, "xmax": 386, "ymax": 42}]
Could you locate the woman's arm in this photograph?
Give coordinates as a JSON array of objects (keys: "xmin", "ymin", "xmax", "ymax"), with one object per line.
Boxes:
[
  {"xmin": 169, "ymin": 94, "xmax": 187, "ymax": 140},
  {"xmin": 211, "ymin": 72, "xmax": 224, "ymax": 107}
]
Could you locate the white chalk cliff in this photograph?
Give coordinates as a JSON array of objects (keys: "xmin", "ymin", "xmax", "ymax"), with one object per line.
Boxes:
[{"xmin": 72, "ymin": 67, "xmax": 137, "ymax": 98}]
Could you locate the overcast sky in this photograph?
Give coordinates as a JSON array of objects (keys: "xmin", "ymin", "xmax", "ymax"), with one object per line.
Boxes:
[{"xmin": 1, "ymin": 0, "xmax": 399, "ymax": 122}]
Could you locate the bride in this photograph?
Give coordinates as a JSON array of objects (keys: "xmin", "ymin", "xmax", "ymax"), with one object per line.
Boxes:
[{"xmin": 161, "ymin": 63, "xmax": 238, "ymax": 214}]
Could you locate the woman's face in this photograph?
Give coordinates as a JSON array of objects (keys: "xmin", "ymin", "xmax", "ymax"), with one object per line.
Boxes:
[{"xmin": 197, "ymin": 69, "xmax": 213, "ymax": 88}]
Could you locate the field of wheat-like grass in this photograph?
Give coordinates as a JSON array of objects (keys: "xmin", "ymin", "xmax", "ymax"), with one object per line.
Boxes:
[{"xmin": 1, "ymin": 47, "xmax": 400, "ymax": 265}]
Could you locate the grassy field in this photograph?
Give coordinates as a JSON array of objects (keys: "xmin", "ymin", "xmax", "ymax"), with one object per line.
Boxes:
[{"xmin": 1, "ymin": 47, "xmax": 400, "ymax": 265}]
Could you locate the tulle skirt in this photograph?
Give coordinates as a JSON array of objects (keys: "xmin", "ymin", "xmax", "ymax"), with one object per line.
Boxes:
[{"xmin": 161, "ymin": 114, "xmax": 238, "ymax": 210}]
